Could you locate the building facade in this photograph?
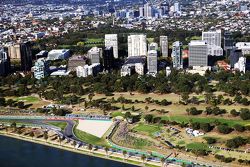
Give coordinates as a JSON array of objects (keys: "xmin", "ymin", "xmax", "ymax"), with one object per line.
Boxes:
[
  {"xmin": 147, "ymin": 50, "xmax": 158, "ymax": 75},
  {"xmin": 171, "ymin": 41, "xmax": 183, "ymax": 69},
  {"xmin": 33, "ymin": 58, "xmax": 49, "ymax": 80},
  {"xmin": 202, "ymin": 30, "xmax": 223, "ymax": 56},
  {"xmin": 105, "ymin": 34, "xmax": 118, "ymax": 59},
  {"xmin": 103, "ymin": 47, "xmax": 114, "ymax": 72},
  {"xmin": 88, "ymin": 47, "xmax": 102, "ymax": 64},
  {"xmin": 0, "ymin": 48, "xmax": 10, "ymax": 76},
  {"xmin": 160, "ymin": 36, "xmax": 168, "ymax": 57},
  {"xmin": 188, "ymin": 40, "xmax": 208, "ymax": 67},
  {"xmin": 128, "ymin": 34, "xmax": 147, "ymax": 57}
]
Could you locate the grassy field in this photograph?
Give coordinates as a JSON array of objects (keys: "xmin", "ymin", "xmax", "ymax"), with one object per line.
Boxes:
[
  {"xmin": 46, "ymin": 122, "xmax": 67, "ymax": 130},
  {"xmin": 133, "ymin": 124, "xmax": 161, "ymax": 136},
  {"xmin": 15, "ymin": 96, "xmax": 40, "ymax": 103},
  {"xmin": 186, "ymin": 142, "xmax": 210, "ymax": 151},
  {"xmin": 73, "ymin": 129, "xmax": 108, "ymax": 147}
]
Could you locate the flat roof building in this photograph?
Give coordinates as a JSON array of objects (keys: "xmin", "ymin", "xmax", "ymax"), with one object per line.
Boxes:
[
  {"xmin": 128, "ymin": 34, "xmax": 147, "ymax": 57},
  {"xmin": 189, "ymin": 40, "xmax": 208, "ymax": 67},
  {"xmin": 105, "ymin": 34, "xmax": 118, "ymax": 59}
]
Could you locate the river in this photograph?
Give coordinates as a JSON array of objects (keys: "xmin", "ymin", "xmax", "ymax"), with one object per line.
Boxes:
[{"xmin": 0, "ymin": 135, "xmax": 136, "ymax": 167}]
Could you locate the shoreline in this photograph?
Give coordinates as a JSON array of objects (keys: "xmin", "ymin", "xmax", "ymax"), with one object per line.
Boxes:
[{"xmin": 0, "ymin": 132, "xmax": 162, "ymax": 167}]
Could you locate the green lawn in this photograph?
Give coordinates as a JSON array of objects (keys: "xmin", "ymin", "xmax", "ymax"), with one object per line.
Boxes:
[
  {"xmin": 46, "ymin": 122, "xmax": 67, "ymax": 130},
  {"xmin": 186, "ymin": 142, "xmax": 210, "ymax": 151},
  {"xmin": 73, "ymin": 129, "xmax": 108, "ymax": 147},
  {"xmin": 133, "ymin": 123, "xmax": 161, "ymax": 136},
  {"xmin": 111, "ymin": 111, "xmax": 124, "ymax": 118},
  {"xmin": 15, "ymin": 96, "xmax": 39, "ymax": 103},
  {"xmin": 161, "ymin": 115, "xmax": 250, "ymax": 127},
  {"xmin": 85, "ymin": 38, "xmax": 104, "ymax": 43}
]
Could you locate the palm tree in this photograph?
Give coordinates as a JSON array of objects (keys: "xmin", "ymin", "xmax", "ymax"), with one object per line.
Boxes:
[
  {"xmin": 29, "ymin": 131, "xmax": 35, "ymax": 140},
  {"xmin": 43, "ymin": 131, "xmax": 48, "ymax": 142},
  {"xmin": 88, "ymin": 144, "xmax": 93, "ymax": 153},
  {"xmin": 72, "ymin": 140, "xmax": 77, "ymax": 148},
  {"xmin": 17, "ymin": 128, "xmax": 22, "ymax": 136},
  {"xmin": 88, "ymin": 93, "xmax": 94, "ymax": 102},
  {"xmin": 141, "ymin": 154, "xmax": 146, "ymax": 164},
  {"xmin": 58, "ymin": 135, "xmax": 62, "ymax": 146},
  {"xmin": 161, "ymin": 157, "xmax": 166, "ymax": 167},
  {"xmin": 122, "ymin": 150, "xmax": 127, "ymax": 160},
  {"xmin": 104, "ymin": 147, "xmax": 109, "ymax": 157}
]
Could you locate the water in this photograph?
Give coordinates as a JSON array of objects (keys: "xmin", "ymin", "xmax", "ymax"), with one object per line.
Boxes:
[{"xmin": 0, "ymin": 135, "xmax": 136, "ymax": 167}]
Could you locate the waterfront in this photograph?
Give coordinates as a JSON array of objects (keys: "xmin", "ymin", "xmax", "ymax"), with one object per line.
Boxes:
[{"xmin": 0, "ymin": 135, "xmax": 136, "ymax": 167}]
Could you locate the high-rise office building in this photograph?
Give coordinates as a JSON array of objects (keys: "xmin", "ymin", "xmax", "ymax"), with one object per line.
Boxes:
[
  {"xmin": 224, "ymin": 32, "xmax": 234, "ymax": 50},
  {"xmin": 147, "ymin": 50, "xmax": 158, "ymax": 75},
  {"xmin": 202, "ymin": 30, "xmax": 223, "ymax": 56},
  {"xmin": 174, "ymin": 2, "xmax": 180, "ymax": 12},
  {"xmin": 33, "ymin": 58, "xmax": 49, "ymax": 80},
  {"xmin": 144, "ymin": 3, "xmax": 152, "ymax": 18},
  {"xmin": 160, "ymin": 36, "xmax": 168, "ymax": 57},
  {"xmin": 188, "ymin": 40, "xmax": 208, "ymax": 67},
  {"xmin": 171, "ymin": 41, "xmax": 183, "ymax": 69},
  {"xmin": 88, "ymin": 47, "xmax": 102, "ymax": 64},
  {"xmin": 105, "ymin": 34, "xmax": 118, "ymax": 59},
  {"xmin": 103, "ymin": 47, "xmax": 114, "ymax": 72},
  {"xmin": 0, "ymin": 48, "xmax": 10, "ymax": 76},
  {"xmin": 128, "ymin": 34, "xmax": 147, "ymax": 57},
  {"xmin": 139, "ymin": 7, "xmax": 144, "ymax": 17},
  {"xmin": 8, "ymin": 42, "xmax": 32, "ymax": 71}
]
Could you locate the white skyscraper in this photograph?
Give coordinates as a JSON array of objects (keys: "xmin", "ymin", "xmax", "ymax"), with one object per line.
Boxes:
[
  {"xmin": 171, "ymin": 41, "xmax": 183, "ymax": 69},
  {"xmin": 105, "ymin": 34, "xmax": 118, "ymax": 58},
  {"xmin": 174, "ymin": 2, "xmax": 180, "ymax": 12},
  {"xmin": 148, "ymin": 42, "xmax": 158, "ymax": 51},
  {"xmin": 189, "ymin": 40, "xmax": 208, "ymax": 67},
  {"xmin": 128, "ymin": 34, "xmax": 147, "ymax": 57},
  {"xmin": 160, "ymin": 36, "xmax": 168, "ymax": 57},
  {"xmin": 147, "ymin": 50, "xmax": 158, "ymax": 75},
  {"xmin": 202, "ymin": 30, "xmax": 223, "ymax": 56},
  {"xmin": 144, "ymin": 3, "xmax": 152, "ymax": 18}
]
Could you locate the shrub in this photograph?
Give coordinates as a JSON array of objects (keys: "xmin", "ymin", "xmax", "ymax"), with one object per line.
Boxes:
[
  {"xmin": 204, "ymin": 137, "xmax": 217, "ymax": 144},
  {"xmin": 240, "ymin": 108, "xmax": 250, "ymax": 120},
  {"xmin": 226, "ymin": 137, "xmax": 247, "ymax": 148},
  {"xmin": 233, "ymin": 124, "xmax": 245, "ymax": 132},
  {"xmin": 217, "ymin": 125, "xmax": 233, "ymax": 134}
]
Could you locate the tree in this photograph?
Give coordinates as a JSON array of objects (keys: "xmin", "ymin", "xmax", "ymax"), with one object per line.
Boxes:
[
  {"xmin": 141, "ymin": 154, "xmax": 147, "ymax": 164},
  {"xmin": 88, "ymin": 93, "xmax": 94, "ymax": 102},
  {"xmin": 88, "ymin": 144, "xmax": 93, "ymax": 153},
  {"xmin": 217, "ymin": 125, "xmax": 233, "ymax": 134},
  {"xmin": 204, "ymin": 137, "xmax": 217, "ymax": 144},
  {"xmin": 73, "ymin": 141, "xmax": 77, "ymax": 148},
  {"xmin": 233, "ymin": 124, "xmax": 245, "ymax": 132},
  {"xmin": 122, "ymin": 150, "xmax": 127, "ymax": 160},
  {"xmin": 0, "ymin": 97, "xmax": 6, "ymax": 106},
  {"xmin": 145, "ymin": 106, "xmax": 149, "ymax": 112},
  {"xmin": 144, "ymin": 114, "xmax": 153, "ymax": 123},
  {"xmin": 240, "ymin": 108, "xmax": 250, "ymax": 120},
  {"xmin": 104, "ymin": 147, "xmax": 109, "ymax": 157},
  {"xmin": 131, "ymin": 105, "xmax": 135, "ymax": 112},
  {"xmin": 200, "ymin": 123, "xmax": 213, "ymax": 132},
  {"xmin": 44, "ymin": 131, "xmax": 48, "ymax": 142},
  {"xmin": 29, "ymin": 131, "xmax": 35, "ymax": 139},
  {"xmin": 230, "ymin": 109, "xmax": 239, "ymax": 117},
  {"xmin": 160, "ymin": 157, "xmax": 165, "ymax": 167},
  {"xmin": 181, "ymin": 93, "xmax": 189, "ymax": 105},
  {"xmin": 124, "ymin": 112, "xmax": 131, "ymax": 120},
  {"xmin": 226, "ymin": 137, "xmax": 247, "ymax": 148}
]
